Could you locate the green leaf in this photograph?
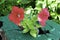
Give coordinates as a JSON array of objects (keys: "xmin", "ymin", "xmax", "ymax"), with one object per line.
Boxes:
[
  {"xmin": 22, "ymin": 28, "xmax": 29, "ymax": 33},
  {"xmin": 30, "ymin": 29, "xmax": 38, "ymax": 38},
  {"xmin": 20, "ymin": 0, "xmax": 32, "ymax": 4},
  {"xmin": 0, "ymin": 0, "xmax": 5, "ymax": 5},
  {"xmin": 35, "ymin": 23, "xmax": 41, "ymax": 28},
  {"xmin": 46, "ymin": 20, "xmax": 60, "ymax": 31},
  {"xmin": 31, "ymin": 15, "xmax": 37, "ymax": 23},
  {"xmin": 25, "ymin": 19, "xmax": 35, "ymax": 30},
  {"xmin": 20, "ymin": 20, "xmax": 27, "ymax": 29}
]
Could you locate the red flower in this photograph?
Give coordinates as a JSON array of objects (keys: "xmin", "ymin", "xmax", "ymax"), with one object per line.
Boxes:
[
  {"xmin": 8, "ymin": 6, "xmax": 24, "ymax": 25},
  {"xmin": 38, "ymin": 8, "xmax": 50, "ymax": 26}
]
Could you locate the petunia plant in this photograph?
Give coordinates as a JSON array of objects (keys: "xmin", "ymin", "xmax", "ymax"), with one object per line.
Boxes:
[{"xmin": 8, "ymin": 6, "xmax": 50, "ymax": 38}]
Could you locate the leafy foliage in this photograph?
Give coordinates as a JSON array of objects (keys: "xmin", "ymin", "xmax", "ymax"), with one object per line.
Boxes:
[
  {"xmin": 0, "ymin": 0, "xmax": 60, "ymax": 24},
  {"xmin": 0, "ymin": 0, "xmax": 60, "ymax": 39},
  {"xmin": 20, "ymin": 14, "xmax": 40, "ymax": 37},
  {"xmin": 0, "ymin": 15, "xmax": 60, "ymax": 40}
]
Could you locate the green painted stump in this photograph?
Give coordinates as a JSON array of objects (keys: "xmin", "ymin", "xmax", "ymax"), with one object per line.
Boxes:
[{"xmin": 0, "ymin": 15, "xmax": 60, "ymax": 40}]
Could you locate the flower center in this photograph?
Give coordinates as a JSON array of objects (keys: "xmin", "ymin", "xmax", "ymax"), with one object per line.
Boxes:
[
  {"xmin": 17, "ymin": 14, "xmax": 20, "ymax": 17},
  {"xmin": 42, "ymin": 14, "xmax": 47, "ymax": 18}
]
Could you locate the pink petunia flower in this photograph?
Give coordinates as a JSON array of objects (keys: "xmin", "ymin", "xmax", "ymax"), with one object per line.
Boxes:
[
  {"xmin": 8, "ymin": 6, "xmax": 24, "ymax": 25},
  {"xmin": 38, "ymin": 8, "xmax": 50, "ymax": 26}
]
